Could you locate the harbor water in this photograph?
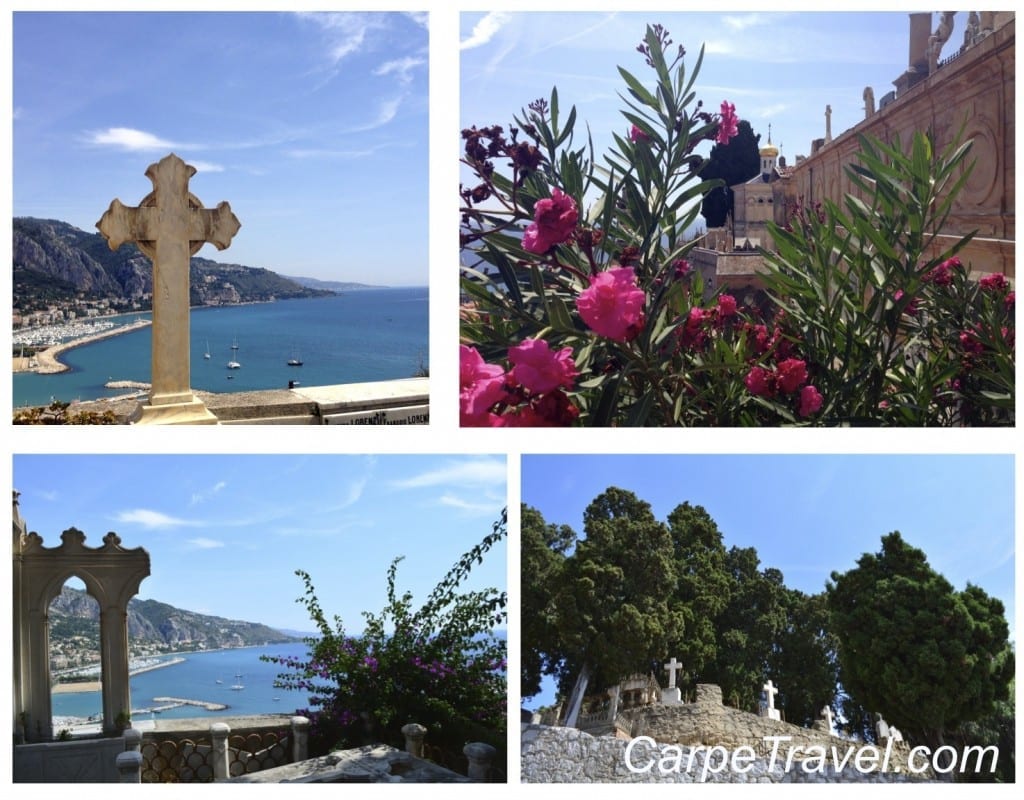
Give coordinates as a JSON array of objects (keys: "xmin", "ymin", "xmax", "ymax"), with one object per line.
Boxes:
[{"xmin": 14, "ymin": 288, "xmax": 427, "ymax": 408}]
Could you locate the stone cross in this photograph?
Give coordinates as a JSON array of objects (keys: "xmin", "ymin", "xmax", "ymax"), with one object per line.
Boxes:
[
  {"xmin": 663, "ymin": 657, "xmax": 682, "ymax": 689},
  {"xmin": 824, "ymin": 104, "xmax": 832, "ymax": 142},
  {"xmin": 762, "ymin": 679, "xmax": 781, "ymax": 720},
  {"xmin": 820, "ymin": 705, "xmax": 834, "ymax": 733},
  {"xmin": 97, "ymin": 153, "xmax": 240, "ymax": 424}
]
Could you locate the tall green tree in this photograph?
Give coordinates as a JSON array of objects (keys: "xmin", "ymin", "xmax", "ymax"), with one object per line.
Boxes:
[
  {"xmin": 555, "ymin": 488, "xmax": 685, "ymax": 694},
  {"xmin": 826, "ymin": 532, "xmax": 1013, "ymax": 751},
  {"xmin": 767, "ymin": 590, "xmax": 840, "ymax": 728},
  {"xmin": 520, "ymin": 504, "xmax": 575, "ymax": 698},
  {"xmin": 664, "ymin": 501, "xmax": 730, "ymax": 690},
  {"xmin": 699, "ymin": 119, "xmax": 761, "ymax": 227},
  {"xmin": 704, "ymin": 546, "xmax": 788, "ymax": 710}
]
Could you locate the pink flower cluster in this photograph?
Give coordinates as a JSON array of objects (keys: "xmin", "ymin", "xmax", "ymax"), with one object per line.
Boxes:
[
  {"xmin": 523, "ymin": 188, "xmax": 578, "ymax": 254},
  {"xmin": 924, "ymin": 256, "xmax": 962, "ymax": 286},
  {"xmin": 716, "ymin": 101, "xmax": 739, "ymax": 145},
  {"xmin": 577, "ymin": 267, "xmax": 647, "ymax": 341},
  {"xmin": 745, "ymin": 357, "xmax": 823, "ymax": 418},
  {"xmin": 979, "ymin": 272, "xmax": 1010, "ymax": 292},
  {"xmin": 460, "ymin": 342, "xmax": 579, "ymax": 427},
  {"xmin": 629, "ymin": 124, "xmax": 651, "ymax": 143}
]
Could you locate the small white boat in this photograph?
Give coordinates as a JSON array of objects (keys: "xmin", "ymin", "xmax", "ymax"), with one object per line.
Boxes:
[
  {"xmin": 204, "ymin": 340, "xmax": 211, "ymax": 360},
  {"xmin": 227, "ymin": 360, "xmax": 241, "ymax": 369},
  {"xmin": 230, "ymin": 684, "xmax": 244, "ymax": 691}
]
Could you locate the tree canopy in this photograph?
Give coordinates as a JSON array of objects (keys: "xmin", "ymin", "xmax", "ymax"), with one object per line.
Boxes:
[
  {"xmin": 699, "ymin": 119, "xmax": 761, "ymax": 227},
  {"xmin": 826, "ymin": 531, "xmax": 1014, "ymax": 750},
  {"xmin": 522, "ymin": 490, "xmax": 1012, "ymax": 771}
]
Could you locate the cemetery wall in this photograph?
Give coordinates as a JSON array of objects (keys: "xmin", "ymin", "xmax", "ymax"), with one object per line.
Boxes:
[{"xmin": 520, "ymin": 725, "xmax": 920, "ymax": 784}]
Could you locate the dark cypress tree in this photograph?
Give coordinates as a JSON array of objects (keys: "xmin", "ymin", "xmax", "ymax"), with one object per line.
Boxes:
[
  {"xmin": 827, "ymin": 532, "xmax": 1014, "ymax": 751},
  {"xmin": 700, "ymin": 120, "xmax": 761, "ymax": 228}
]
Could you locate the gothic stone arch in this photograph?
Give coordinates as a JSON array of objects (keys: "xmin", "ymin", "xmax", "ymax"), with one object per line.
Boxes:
[{"xmin": 13, "ymin": 507, "xmax": 150, "ymax": 742}]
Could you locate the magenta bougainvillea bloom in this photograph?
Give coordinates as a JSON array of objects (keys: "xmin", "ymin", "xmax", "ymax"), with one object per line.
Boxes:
[
  {"xmin": 508, "ymin": 338, "xmax": 578, "ymax": 394},
  {"xmin": 522, "ymin": 188, "xmax": 578, "ymax": 254},
  {"xmin": 799, "ymin": 385, "xmax": 823, "ymax": 417},
  {"xmin": 716, "ymin": 100, "xmax": 739, "ymax": 145},
  {"xmin": 459, "ymin": 345, "xmax": 506, "ymax": 425},
  {"xmin": 776, "ymin": 358, "xmax": 809, "ymax": 393},
  {"xmin": 577, "ymin": 267, "xmax": 646, "ymax": 341}
]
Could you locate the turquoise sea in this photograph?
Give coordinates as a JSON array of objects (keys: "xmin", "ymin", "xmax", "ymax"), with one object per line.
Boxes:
[
  {"xmin": 13, "ymin": 288, "xmax": 428, "ymax": 408},
  {"xmin": 52, "ymin": 642, "xmax": 313, "ymax": 722}
]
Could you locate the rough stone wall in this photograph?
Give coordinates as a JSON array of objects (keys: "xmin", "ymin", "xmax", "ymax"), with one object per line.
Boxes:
[
  {"xmin": 779, "ymin": 17, "xmax": 1014, "ymax": 278},
  {"xmin": 521, "ymin": 725, "xmax": 922, "ymax": 784}
]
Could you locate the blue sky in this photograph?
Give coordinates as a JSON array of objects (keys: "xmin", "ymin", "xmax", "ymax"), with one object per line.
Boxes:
[
  {"xmin": 461, "ymin": 11, "xmax": 969, "ymax": 224},
  {"xmin": 521, "ymin": 454, "xmax": 1014, "ymax": 705},
  {"xmin": 14, "ymin": 454, "xmax": 507, "ymax": 634},
  {"xmin": 13, "ymin": 11, "xmax": 428, "ymax": 285}
]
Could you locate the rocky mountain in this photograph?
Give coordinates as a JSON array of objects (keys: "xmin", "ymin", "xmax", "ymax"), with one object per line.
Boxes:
[
  {"xmin": 13, "ymin": 217, "xmax": 334, "ymax": 312},
  {"xmin": 50, "ymin": 585, "xmax": 297, "ymax": 652}
]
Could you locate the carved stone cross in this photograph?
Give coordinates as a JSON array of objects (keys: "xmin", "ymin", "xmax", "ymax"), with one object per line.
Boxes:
[
  {"xmin": 762, "ymin": 679, "xmax": 781, "ymax": 720},
  {"xmin": 97, "ymin": 153, "xmax": 240, "ymax": 424},
  {"xmin": 821, "ymin": 704, "xmax": 834, "ymax": 733},
  {"xmin": 663, "ymin": 657, "xmax": 682, "ymax": 689}
]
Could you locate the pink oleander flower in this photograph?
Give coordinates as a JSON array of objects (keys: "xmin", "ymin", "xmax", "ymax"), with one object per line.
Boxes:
[
  {"xmin": 673, "ymin": 259, "xmax": 691, "ymax": 279},
  {"xmin": 522, "ymin": 188, "xmax": 578, "ymax": 254},
  {"xmin": 508, "ymin": 338, "xmax": 577, "ymax": 394},
  {"xmin": 799, "ymin": 385, "xmax": 823, "ymax": 417},
  {"xmin": 577, "ymin": 267, "xmax": 646, "ymax": 341},
  {"xmin": 717, "ymin": 294, "xmax": 737, "ymax": 317},
  {"xmin": 894, "ymin": 289, "xmax": 918, "ymax": 316},
  {"xmin": 924, "ymin": 256, "xmax": 961, "ymax": 286},
  {"xmin": 459, "ymin": 345, "xmax": 507, "ymax": 426},
  {"xmin": 744, "ymin": 366, "xmax": 772, "ymax": 397},
  {"xmin": 629, "ymin": 124, "xmax": 650, "ymax": 143},
  {"xmin": 776, "ymin": 358, "xmax": 809, "ymax": 393},
  {"xmin": 716, "ymin": 101, "xmax": 739, "ymax": 145},
  {"xmin": 1006, "ymin": 291, "xmax": 1015, "ymax": 310},
  {"xmin": 979, "ymin": 272, "xmax": 1010, "ymax": 292}
]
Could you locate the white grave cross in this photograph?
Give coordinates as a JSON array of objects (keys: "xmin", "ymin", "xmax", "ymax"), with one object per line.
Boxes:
[
  {"xmin": 663, "ymin": 657, "xmax": 682, "ymax": 689},
  {"xmin": 762, "ymin": 679, "xmax": 781, "ymax": 720},
  {"xmin": 821, "ymin": 705, "xmax": 834, "ymax": 733},
  {"xmin": 97, "ymin": 153, "xmax": 240, "ymax": 424}
]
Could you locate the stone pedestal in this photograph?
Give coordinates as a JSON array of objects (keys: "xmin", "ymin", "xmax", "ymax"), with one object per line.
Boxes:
[
  {"xmin": 661, "ymin": 687, "xmax": 682, "ymax": 706},
  {"xmin": 131, "ymin": 396, "xmax": 219, "ymax": 426}
]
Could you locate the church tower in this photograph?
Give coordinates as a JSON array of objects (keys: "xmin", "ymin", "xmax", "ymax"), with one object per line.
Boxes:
[{"xmin": 759, "ymin": 125, "xmax": 779, "ymax": 181}]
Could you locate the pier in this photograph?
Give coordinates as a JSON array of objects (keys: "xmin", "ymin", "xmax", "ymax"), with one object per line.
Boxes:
[{"xmin": 149, "ymin": 697, "xmax": 228, "ymax": 712}]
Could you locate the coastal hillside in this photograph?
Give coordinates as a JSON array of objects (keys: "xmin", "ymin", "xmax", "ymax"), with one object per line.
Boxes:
[
  {"xmin": 50, "ymin": 585, "xmax": 298, "ymax": 661},
  {"xmin": 13, "ymin": 217, "xmax": 334, "ymax": 313}
]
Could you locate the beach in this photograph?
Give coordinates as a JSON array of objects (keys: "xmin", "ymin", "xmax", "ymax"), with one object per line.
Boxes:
[
  {"xmin": 13, "ymin": 318, "xmax": 152, "ymax": 375},
  {"xmin": 51, "ymin": 656, "xmax": 186, "ymax": 695}
]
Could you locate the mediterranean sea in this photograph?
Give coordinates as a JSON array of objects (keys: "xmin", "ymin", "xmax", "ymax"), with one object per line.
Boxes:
[
  {"xmin": 52, "ymin": 642, "xmax": 313, "ymax": 723},
  {"xmin": 14, "ymin": 288, "xmax": 427, "ymax": 408}
]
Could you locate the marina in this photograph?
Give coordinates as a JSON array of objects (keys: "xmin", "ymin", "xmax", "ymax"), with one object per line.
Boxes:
[{"xmin": 13, "ymin": 290, "xmax": 427, "ymax": 408}]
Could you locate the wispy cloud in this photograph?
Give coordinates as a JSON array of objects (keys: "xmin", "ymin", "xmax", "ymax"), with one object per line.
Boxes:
[
  {"xmin": 374, "ymin": 56, "xmax": 425, "ymax": 86},
  {"xmin": 187, "ymin": 159, "xmax": 225, "ymax": 174},
  {"xmin": 187, "ymin": 537, "xmax": 224, "ymax": 549},
  {"xmin": 86, "ymin": 127, "xmax": 186, "ymax": 152},
  {"xmin": 190, "ymin": 481, "xmax": 227, "ymax": 507},
  {"xmin": 461, "ymin": 12, "xmax": 511, "ymax": 51},
  {"xmin": 297, "ymin": 12, "xmax": 385, "ymax": 65},
  {"xmin": 112, "ymin": 509, "xmax": 201, "ymax": 529},
  {"xmin": 724, "ymin": 13, "xmax": 769, "ymax": 31},
  {"xmin": 405, "ymin": 12, "xmax": 428, "ymax": 30},
  {"xmin": 34, "ymin": 489, "xmax": 59, "ymax": 502},
  {"xmin": 436, "ymin": 493, "xmax": 505, "ymax": 516},
  {"xmin": 390, "ymin": 458, "xmax": 506, "ymax": 490}
]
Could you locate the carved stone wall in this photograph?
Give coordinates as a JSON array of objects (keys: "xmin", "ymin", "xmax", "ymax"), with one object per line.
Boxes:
[{"xmin": 779, "ymin": 17, "xmax": 1014, "ymax": 278}]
